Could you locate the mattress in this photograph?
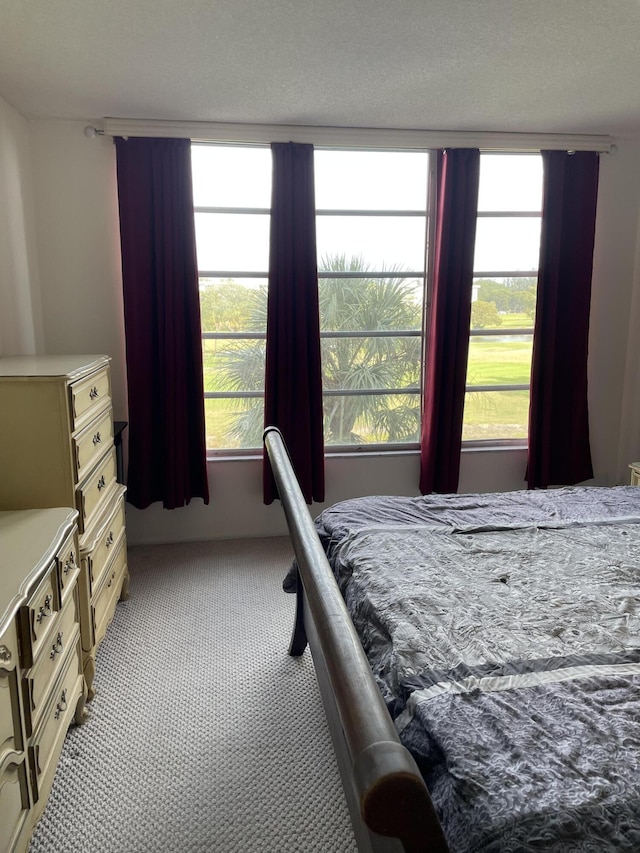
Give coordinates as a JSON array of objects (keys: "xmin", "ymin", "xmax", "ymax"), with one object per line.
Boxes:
[{"xmin": 288, "ymin": 486, "xmax": 640, "ymax": 851}]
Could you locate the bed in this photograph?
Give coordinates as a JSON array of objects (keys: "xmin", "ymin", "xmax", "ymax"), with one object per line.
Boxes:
[{"xmin": 263, "ymin": 426, "xmax": 640, "ymax": 853}]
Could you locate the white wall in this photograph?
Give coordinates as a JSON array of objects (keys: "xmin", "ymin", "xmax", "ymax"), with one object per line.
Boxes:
[
  {"xmin": 588, "ymin": 142, "xmax": 640, "ymax": 484},
  {"xmin": 0, "ymin": 96, "xmax": 43, "ymax": 355},
  {"xmin": 29, "ymin": 121, "xmax": 128, "ymax": 419},
  {"xmin": 24, "ymin": 120, "xmax": 640, "ymax": 544}
]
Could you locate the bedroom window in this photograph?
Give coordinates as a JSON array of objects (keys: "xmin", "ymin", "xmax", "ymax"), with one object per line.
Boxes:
[
  {"xmin": 193, "ymin": 144, "xmax": 541, "ymax": 453},
  {"xmin": 314, "ymin": 149, "xmax": 431, "ymax": 447},
  {"xmin": 463, "ymin": 153, "xmax": 543, "ymax": 443},
  {"xmin": 192, "ymin": 143, "xmax": 272, "ymax": 451}
]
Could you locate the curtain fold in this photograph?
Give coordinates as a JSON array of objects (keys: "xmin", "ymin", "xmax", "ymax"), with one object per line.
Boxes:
[
  {"xmin": 527, "ymin": 150, "xmax": 600, "ymax": 489},
  {"xmin": 419, "ymin": 149, "xmax": 480, "ymax": 494},
  {"xmin": 115, "ymin": 137, "xmax": 209, "ymax": 509},
  {"xmin": 263, "ymin": 142, "xmax": 324, "ymax": 504}
]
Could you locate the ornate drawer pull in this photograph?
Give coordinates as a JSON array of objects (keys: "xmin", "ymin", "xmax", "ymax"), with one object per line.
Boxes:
[
  {"xmin": 92, "ymin": 431, "xmax": 102, "ymax": 446},
  {"xmin": 97, "ymin": 475, "xmax": 106, "ymax": 491},
  {"xmin": 64, "ymin": 551, "xmax": 76, "ymax": 575},
  {"xmin": 0, "ymin": 645, "xmax": 12, "ymax": 663},
  {"xmin": 36, "ymin": 595, "xmax": 53, "ymax": 623},
  {"xmin": 50, "ymin": 631, "xmax": 64, "ymax": 659},
  {"xmin": 54, "ymin": 689, "xmax": 67, "ymax": 720},
  {"xmin": 89, "ymin": 386, "xmax": 99, "ymax": 400},
  {"xmin": 107, "ymin": 570, "xmax": 116, "ymax": 588},
  {"xmin": 105, "ymin": 531, "xmax": 114, "ymax": 548}
]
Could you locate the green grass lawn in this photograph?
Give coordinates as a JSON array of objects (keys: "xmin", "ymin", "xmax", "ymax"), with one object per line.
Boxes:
[
  {"xmin": 463, "ymin": 391, "xmax": 529, "ymax": 440},
  {"xmin": 467, "ymin": 338, "xmax": 533, "ymax": 385},
  {"xmin": 493, "ymin": 312, "xmax": 534, "ymax": 330}
]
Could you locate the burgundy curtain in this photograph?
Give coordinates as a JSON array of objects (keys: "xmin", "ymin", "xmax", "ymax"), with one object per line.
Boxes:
[
  {"xmin": 527, "ymin": 150, "xmax": 600, "ymax": 489},
  {"xmin": 419, "ymin": 149, "xmax": 480, "ymax": 494},
  {"xmin": 115, "ymin": 137, "xmax": 209, "ymax": 509},
  {"xmin": 263, "ymin": 142, "xmax": 324, "ymax": 504}
]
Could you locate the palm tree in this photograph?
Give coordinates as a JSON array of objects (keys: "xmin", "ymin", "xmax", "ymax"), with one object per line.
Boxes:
[
  {"xmin": 318, "ymin": 254, "xmax": 422, "ymax": 444},
  {"xmin": 215, "ymin": 254, "xmax": 423, "ymax": 447},
  {"xmin": 211, "ymin": 285, "xmax": 267, "ymax": 447}
]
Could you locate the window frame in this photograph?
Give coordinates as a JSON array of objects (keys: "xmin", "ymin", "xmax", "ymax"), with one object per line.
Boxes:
[
  {"xmin": 314, "ymin": 146, "xmax": 434, "ymax": 453},
  {"xmin": 194, "ymin": 141, "xmax": 271, "ymax": 457},
  {"xmin": 193, "ymin": 144, "xmax": 542, "ymax": 456},
  {"xmin": 462, "ymin": 151, "xmax": 542, "ymax": 448}
]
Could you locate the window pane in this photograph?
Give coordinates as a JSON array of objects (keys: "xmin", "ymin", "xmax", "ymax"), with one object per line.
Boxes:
[
  {"xmin": 466, "ymin": 336, "xmax": 533, "ymax": 386},
  {"xmin": 323, "ymin": 392, "xmax": 421, "ymax": 446},
  {"xmin": 202, "ymin": 339, "xmax": 266, "ymax": 394},
  {"xmin": 199, "ymin": 278, "xmax": 267, "ymax": 333},
  {"xmin": 191, "ymin": 144, "xmax": 271, "ymax": 208},
  {"xmin": 472, "ymin": 276, "xmax": 537, "ymax": 318},
  {"xmin": 474, "ymin": 217, "xmax": 541, "ymax": 272},
  {"xmin": 317, "ymin": 215, "xmax": 426, "ymax": 271},
  {"xmin": 319, "ymin": 276, "xmax": 423, "ymax": 332},
  {"xmin": 462, "ymin": 390, "xmax": 530, "ymax": 440},
  {"xmin": 195, "ymin": 212, "xmax": 269, "ymax": 271},
  {"xmin": 321, "ymin": 334, "xmax": 422, "ymax": 391},
  {"xmin": 477, "ymin": 154, "xmax": 543, "ymax": 212},
  {"xmin": 204, "ymin": 397, "xmax": 264, "ymax": 450},
  {"xmin": 315, "ymin": 150, "xmax": 429, "ymax": 210}
]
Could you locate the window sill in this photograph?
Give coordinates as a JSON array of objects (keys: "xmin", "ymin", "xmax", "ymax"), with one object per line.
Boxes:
[{"xmin": 206, "ymin": 441, "xmax": 528, "ymax": 462}]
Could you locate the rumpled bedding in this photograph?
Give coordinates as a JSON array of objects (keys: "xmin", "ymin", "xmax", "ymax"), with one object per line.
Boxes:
[{"xmin": 286, "ymin": 486, "xmax": 640, "ymax": 851}]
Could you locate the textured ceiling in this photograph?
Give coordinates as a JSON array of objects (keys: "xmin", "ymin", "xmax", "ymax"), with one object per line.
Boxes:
[{"xmin": 1, "ymin": 0, "xmax": 639, "ymax": 136}]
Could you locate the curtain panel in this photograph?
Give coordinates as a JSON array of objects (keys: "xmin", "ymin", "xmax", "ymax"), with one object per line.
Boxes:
[
  {"xmin": 263, "ymin": 142, "xmax": 324, "ymax": 504},
  {"xmin": 527, "ymin": 150, "xmax": 600, "ymax": 489},
  {"xmin": 115, "ymin": 137, "xmax": 209, "ymax": 509},
  {"xmin": 419, "ymin": 148, "xmax": 480, "ymax": 494}
]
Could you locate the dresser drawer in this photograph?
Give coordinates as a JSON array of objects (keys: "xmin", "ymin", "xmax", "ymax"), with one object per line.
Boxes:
[
  {"xmin": 22, "ymin": 593, "xmax": 80, "ymax": 738},
  {"xmin": 76, "ymin": 448, "xmax": 117, "ymax": 534},
  {"xmin": 0, "ymin": 623, "xmax": 22, "ymax": 762},
  {"xmin": 86, "ymin": 497, "xmax": 126, "ymax": 595},
  {"xmin": 0, "ymin": 752, "xmax": 30, "ymax": 853},
  {"xmin": 28, "ymin": 636, "xmax": 83, "ymax": 805},
  {"xmin": 93, "ymin": 538, "xmax": 127, "ymax": 649},
  {"xmin": 19, "ymin": 565, "xmax": 59, "ymax": 669},
  {"xmin": 70, "ymin": 367, "xmax": 111, "ymax": 432},
  {"xmin": 57, "ymin": 530, "xmax": 80, "ymax": 608},
  {"xmin": 73, "ymin": 408, "xmax": 114, "ymax": 484}
]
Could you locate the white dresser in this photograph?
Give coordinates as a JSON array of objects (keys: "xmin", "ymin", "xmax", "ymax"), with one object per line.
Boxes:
[
  {"xmin": 0, "ymin": 508, "xmax": 86, "ymax": 853},
  {"xmin": 0, "ymin": 355, "xmax": 129, "ymax": 700}
]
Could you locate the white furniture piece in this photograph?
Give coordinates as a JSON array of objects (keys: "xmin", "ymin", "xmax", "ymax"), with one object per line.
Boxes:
[
  {"xmin": 0, "ymin": 355, "xmax": 129, "ymax": 700},
  {"xmin": 629, "ymin": 462, "xmax": 640, "ymax": 485},
  {"xmin": 0, "ymin": 508, "xmax": 86, "ymax": 853}
]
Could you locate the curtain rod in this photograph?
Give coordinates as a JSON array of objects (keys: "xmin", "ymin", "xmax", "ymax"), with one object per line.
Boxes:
[{"xmin": 97, "ymin": 118, "xmax": 613, "ymax": 153}]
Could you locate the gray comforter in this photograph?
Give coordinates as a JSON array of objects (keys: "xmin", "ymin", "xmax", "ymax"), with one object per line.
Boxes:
[{"xmin": 300, "ymin": 486, "xmax": 640, "ymax": 851}]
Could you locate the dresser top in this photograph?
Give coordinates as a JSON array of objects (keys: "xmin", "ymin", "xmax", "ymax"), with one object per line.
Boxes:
[
  {"xmin": 0, "ymin": 508, "xmax": 78, "ymax": 632},
  {"xmin": 0, "ymin": 354, "xmax": 110, "ymax": 380}
]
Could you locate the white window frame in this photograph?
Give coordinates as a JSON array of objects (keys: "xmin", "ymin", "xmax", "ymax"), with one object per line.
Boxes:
[
  {"xmin": 191, "ymin": 144, "xmax": 548, "ymax": 456},
  {"xmin": 194, "ymin": 142, "xmax": 270, "ymax": 457},
  {"xmin": 314, "ymin": 147, "xmax": 435, "ymax": 453},
  {"xmin": 462, "ymin": 151, "xmax": 542, "ymax": 448}
]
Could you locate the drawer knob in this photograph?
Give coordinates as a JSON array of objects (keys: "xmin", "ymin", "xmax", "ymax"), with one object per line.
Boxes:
[
  {"xmin": 54, "ymin": 689, "xmax": 67, "ymax": 720},
  {"xmin": 64, "ymin": 551, "xmax": 76, "ymax": 575},
  {"xmin": 92, "ymin": 431, "xmax": 102, "ymax": 446},
  {"xmin": 0, "ymin": 645, "xmax": 11, "ymax": 663},
  {"xmin": 36, "ymin": 595, "xmax": 53, "ymax": 623},
  {"xmin": 105, "ymin": 530, "xmax": 114, "ymax": 548},
  {"xmin": 50, "ymin": 631, "xmax": 64, "ymax": 659},
  {"xmin": 107, "ymin": 569, "xmax": 116, "ymax": 588},
  {"xmin": 89, "ymin": 386, "xmax": 99, "ymax": 400},
  {"xmin": 97, "ymin": 475, "xmax": 106, "ymax": 491}
]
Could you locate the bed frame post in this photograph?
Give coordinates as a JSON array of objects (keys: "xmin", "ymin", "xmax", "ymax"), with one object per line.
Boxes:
[
  {"xmin": 264, "ymin": 427, "xmax": 449, "ymax": 853},
  {"xmin": 288, "ymin": 571, "xmax": 308, "ymax": 656}
]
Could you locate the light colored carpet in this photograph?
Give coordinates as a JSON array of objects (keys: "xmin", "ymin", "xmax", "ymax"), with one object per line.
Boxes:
[{"xmin": 29, "ymin": 537, "xmax": 357, "ymax": 853}]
